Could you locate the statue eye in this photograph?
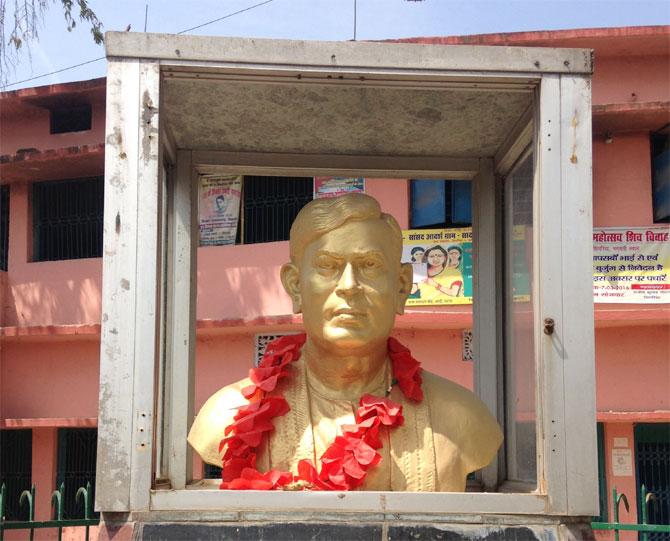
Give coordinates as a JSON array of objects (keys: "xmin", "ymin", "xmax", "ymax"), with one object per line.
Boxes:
[
  {"xmin": 362, "ymin": 258, "xmax": 382, "ymax": 271},
  {"xmin": 315, "ymin": 255, "xmax": 338, "ymax": 271}
]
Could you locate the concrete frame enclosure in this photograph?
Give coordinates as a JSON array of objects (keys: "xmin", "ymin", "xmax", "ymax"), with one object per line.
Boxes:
[{"xmin": 97, "ymin": 32, "xmax": 596, "ymax": 533}]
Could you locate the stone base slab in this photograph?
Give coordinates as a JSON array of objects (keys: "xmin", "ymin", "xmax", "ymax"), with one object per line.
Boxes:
[{"xmin": 99, "ymin": 519, "xmax": 595, "ymax": 541}]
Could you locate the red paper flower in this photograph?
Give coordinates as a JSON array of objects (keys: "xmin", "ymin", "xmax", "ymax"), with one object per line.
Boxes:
[
  {"xmin": 218, "ymin": 334, "xmax": 423, "ymax": 491},
  {"xmin": 388, "ymin": 337, "xmax": 423, "ymax": 402},
  {"xmin": 356, "ymin": 394, "xmax": 404, "ymax": 427},
  {"xmin": 220, "ymin": 467, "xmax": 293, "ymax": 490}
]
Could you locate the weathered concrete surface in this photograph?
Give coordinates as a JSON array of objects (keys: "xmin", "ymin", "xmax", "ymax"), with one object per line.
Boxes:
[{"xmin": 163, "ymin": 78, "xmax": 530, "ymax": 158}]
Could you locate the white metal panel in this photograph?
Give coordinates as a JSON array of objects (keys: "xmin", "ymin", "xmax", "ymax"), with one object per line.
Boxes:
[
  {"xmin": 472, "ymin": 158, "xmax": 503, "ymax": 490},
  {"xmin": 96, "ymin": 58, "xmax": 141, "ymax": 512},
  {"xmin": 150, "ymin": 489, "xmax": 548, "ymax": 515},
  {"xmin": 192, "ymin": 151, "xmax": 479, "ymax": 180},
  {"xmin": 558, "ymin": 75, "xmax": 598, "ymax": 516},
  {"xmin": 105, "ymin": 32, "xmax": 593, "ymax": 74},
  {"xmin": 535, "ymin": 74, "xmax": 568, "ymax": 513},
  {"xmin": 129, "ymin": 61, "xmax": 161, "ymax": 511},
  {"xmin": 495, "ymin": 105, "xmax": 534, "ymax": 176},
  {"xmin": 166, "ymin": 150, "xmax": 197, "ymax": 489}
]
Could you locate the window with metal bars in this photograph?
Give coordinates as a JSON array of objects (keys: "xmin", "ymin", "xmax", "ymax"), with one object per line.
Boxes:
[
  {"xmin": 651, "ymin": 126, "xmax": 669, "ymax": 223},
  {"xmin": 595, "ymin": 423, "xmax": 608, "ymax": 522},
  {"xmin": 240, "ymin": 176, "xmax": 313, "ymax": 244},
  {"xmin": 1, "ymin": 185, "xmax": 8, "ymax": 271},
  {"xmin": 409, "ymin": 179, "xmax": 472, "ymax": 229},
  {"xmin": 0, "ymin": 429, "xmax": 32, "ymax": 521},
  {"xmin": 32, "ymin": 177, "xmax": 104, "ymax": 261},
  {"xmin": 635, "ymin": 423, "xmax": 670, "ymax": 537},
  {"xmin": 56, "ymin": 428, "xmax": 98, "ymax": 519},
  {"xmin": 50, "ymin": 105, "xmax": 92, "ymax": 134}
]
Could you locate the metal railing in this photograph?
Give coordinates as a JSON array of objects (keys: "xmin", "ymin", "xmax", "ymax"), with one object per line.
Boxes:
[
  {"xmin": 0, "ymin": 482, "xmax": 99, "ymax": 541},
  {"xmin": 592, "ymin": 485, "xmax": 670, "ymax": 541}
]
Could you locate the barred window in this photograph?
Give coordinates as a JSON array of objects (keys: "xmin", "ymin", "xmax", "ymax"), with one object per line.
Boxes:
[
  {"xmin": 56, "ymin": 428, "xmax": 98, "ymax": 519},
  {"xmin": 651, "ymin": 126, "xmax": 669, "ymax": 223},
  {"xmin": 32, "ymin": 177, "xmax": 104, "ymax": 261},
  {"xmin": 241, "ymin": 176, "xmax": 313, "ymax": 244},
  {"xmin": 0, "ymin": 429, "xmax": 32, "ymax": 521},
  {"xmin": 50, "ymin": 104, "xmax": 92, "ymax": 134},
  {"xmin": 409, "ymin": 179, "xmax": 472, "ymax": 229},
  {"xmin": 1, "ymin": 185, "xmax": 8, "ymax": 271}
]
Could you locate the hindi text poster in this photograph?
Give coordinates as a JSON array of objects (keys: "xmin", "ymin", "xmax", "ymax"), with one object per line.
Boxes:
[{"xmin": 198, "ymin": 175, "xmax": 242, "ymax": 246}]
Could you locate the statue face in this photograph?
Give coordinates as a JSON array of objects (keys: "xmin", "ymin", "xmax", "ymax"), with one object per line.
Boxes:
[{"xmin": 295, "ymin": 219, "xmax": 407, "ymax": 352}]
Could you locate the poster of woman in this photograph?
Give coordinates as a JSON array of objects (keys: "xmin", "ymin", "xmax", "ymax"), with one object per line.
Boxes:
[{"xmin": 402, "ymin": 228, "xmax": 473, "ymax": 306}]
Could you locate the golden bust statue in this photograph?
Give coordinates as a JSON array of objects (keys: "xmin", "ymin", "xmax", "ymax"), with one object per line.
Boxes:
[{"xmin": 188, "ymin": 193, "xmax": 502, "ymax": 491}]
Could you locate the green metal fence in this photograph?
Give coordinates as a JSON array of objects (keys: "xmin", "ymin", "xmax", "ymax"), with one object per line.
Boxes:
[
  {"xmin": 0, "ymin": 482, "xmax": 99, "ymax": 541},
  {"xmin": 592, "ymin": 485, "xmax": 670, "ymax": 541}
]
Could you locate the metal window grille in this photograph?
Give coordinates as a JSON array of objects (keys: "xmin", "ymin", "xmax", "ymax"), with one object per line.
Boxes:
[
  {"xmin": 241, "ymin": 176, "xmax": 313, "ymax": 244},
  {"xmin": 635, "ymin": 423, "xmax": 670, "ymax": 538},
  {"xmin": 32, "ymin": 177, "xmax": 104, "ymax": 261},
  {"xmin": 651, "ymin": 127, "xmax": 670, "ymax": 223},
  {"xmin": 254, "ymin": 333, "xmax": 302, "ymax": 367},
  {"xmin": 462, "ymin": 330, "xmax": 473, "ymax": 361},
  {"xmin": 50, "ymin": 105, "xmax": 92, "ymax": 134},
  {"xmin": 56, "ymin": 428, "xmax": 98, "ymax": 519},
  {"xmin": 1, "ymin": 185, "xmax": 9, "ymax": 271},
  {"xmin": 0, "ymin": 429, "xmax": 32, "ymax": 521}
]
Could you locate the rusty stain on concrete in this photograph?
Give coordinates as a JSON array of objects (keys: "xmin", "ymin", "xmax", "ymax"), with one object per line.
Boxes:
[{"xmin": 570, "ymin": 112, "xmax": 579, "ymax": 164}]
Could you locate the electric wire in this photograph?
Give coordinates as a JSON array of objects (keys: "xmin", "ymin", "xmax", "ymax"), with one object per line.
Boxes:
[{"xmin": 3, "ymin": 0, "xmax": 276, "ymax": 89}]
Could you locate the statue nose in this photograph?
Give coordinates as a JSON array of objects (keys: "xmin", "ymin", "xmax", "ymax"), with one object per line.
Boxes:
[{"xmin": 335, "ymin": 263, "xmax": 361, "ymax": 297}]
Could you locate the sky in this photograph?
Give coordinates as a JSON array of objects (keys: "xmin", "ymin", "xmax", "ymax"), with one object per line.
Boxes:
[{"xmin": 2, "ymin": 0, "xmax": 669, "ymax": 90}]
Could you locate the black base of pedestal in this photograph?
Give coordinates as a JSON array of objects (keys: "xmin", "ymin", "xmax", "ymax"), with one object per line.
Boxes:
[{"xmin": 136, "ymin": 521, "xmax": 595, "ymax": 541}]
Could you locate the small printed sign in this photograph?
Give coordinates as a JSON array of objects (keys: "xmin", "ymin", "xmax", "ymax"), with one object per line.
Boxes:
[
  {"xmin": 313, "ymin": 177, "xmax": 365, "ymax": 199},
  {"xmin": 613, "ymin": 437, "xmax": 629, "ymax": 448},
  {"xmin": 611, "ymin": 448, "xmax": 633, "ymax": 477},
  {"xmin": 198, "ymin": 175, "xmax": 242, "ymax": 246}
]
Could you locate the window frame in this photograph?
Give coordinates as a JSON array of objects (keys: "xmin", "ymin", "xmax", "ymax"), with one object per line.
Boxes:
[
  {"xmin": 96, "ymin": 41, "xmax": 597, "ymax": 520},
  {"xmin": 0, "ymin": 429, "xmax": 32, "ymax": 521},
  {"xmin": 31, "ymin": 176, "xmax": 104, "ymax": 262},
  {"xmin": 56, "ymin": 427, "xmax": 98, "ymax": 519},
  {"xmin": 238, "ymin": 175, "xmax": 314, "ymax": 245},
  {"xmin": 409, "ymin": 179, "xmax": 473, "ymax": 229}
]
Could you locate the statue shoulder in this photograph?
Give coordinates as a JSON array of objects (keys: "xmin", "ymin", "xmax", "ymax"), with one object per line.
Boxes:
[
  {"xmin": 422, "ymin": 371, "xmax": 503, "ymax": 473},
  {"xmin": 187, "ymin": 377, "xmax": 252, "ymax": 467}
]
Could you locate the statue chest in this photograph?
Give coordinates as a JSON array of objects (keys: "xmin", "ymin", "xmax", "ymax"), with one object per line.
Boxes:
[{"xmin": 259, "ymin": 360, "xmax": 445, "ymax": 492}]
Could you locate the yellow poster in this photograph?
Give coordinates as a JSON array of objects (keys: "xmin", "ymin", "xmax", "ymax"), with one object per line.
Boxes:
[{"xmin": 402, "ymin": 228, "xmax": 473, "ymax": 306}]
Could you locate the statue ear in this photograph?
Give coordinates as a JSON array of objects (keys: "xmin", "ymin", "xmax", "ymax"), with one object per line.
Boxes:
[
  {"xmin": 396, "ymin": 262, "xmax": 414, "ymax": 315},
  {"xmin": 280, "ymin": 263, "xmax": 302, "ymax": 314}
]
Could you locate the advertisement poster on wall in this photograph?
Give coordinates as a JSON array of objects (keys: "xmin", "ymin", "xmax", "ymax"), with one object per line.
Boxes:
[
  {"xmin": 593, "ymin": 225, "xmax": 670, "ymax": 303},
  {"xmin": 198, "ymin": 175, "xmax": 242, "ymax": 246},
  {"xmin": 313, "ymin": 177, "xmax": 365, "ymax": 199},
  {"xmin": 402, "ymin": 228, "xmax": 473, "ymax": 306}
]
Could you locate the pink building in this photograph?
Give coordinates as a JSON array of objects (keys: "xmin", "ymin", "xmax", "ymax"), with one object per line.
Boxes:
[{"xmin": 1, "ymin": 26, "xmax": 668, "ymax": 539}]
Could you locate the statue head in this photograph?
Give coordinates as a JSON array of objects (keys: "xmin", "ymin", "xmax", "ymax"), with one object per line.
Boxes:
[{"xmin": 280, "ymin": 193, "xmax": 413, "ymax": 353}]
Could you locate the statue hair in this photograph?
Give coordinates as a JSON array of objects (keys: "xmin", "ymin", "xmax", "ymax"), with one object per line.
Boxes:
[{"xmin": 289, "ymin": 193, "xmax": 403, "ymax": 264}]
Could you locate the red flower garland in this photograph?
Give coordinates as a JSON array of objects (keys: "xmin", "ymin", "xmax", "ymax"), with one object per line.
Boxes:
[{"xmin": 218, "ymin": 334, "xmax": 422, "ymax": 490}]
